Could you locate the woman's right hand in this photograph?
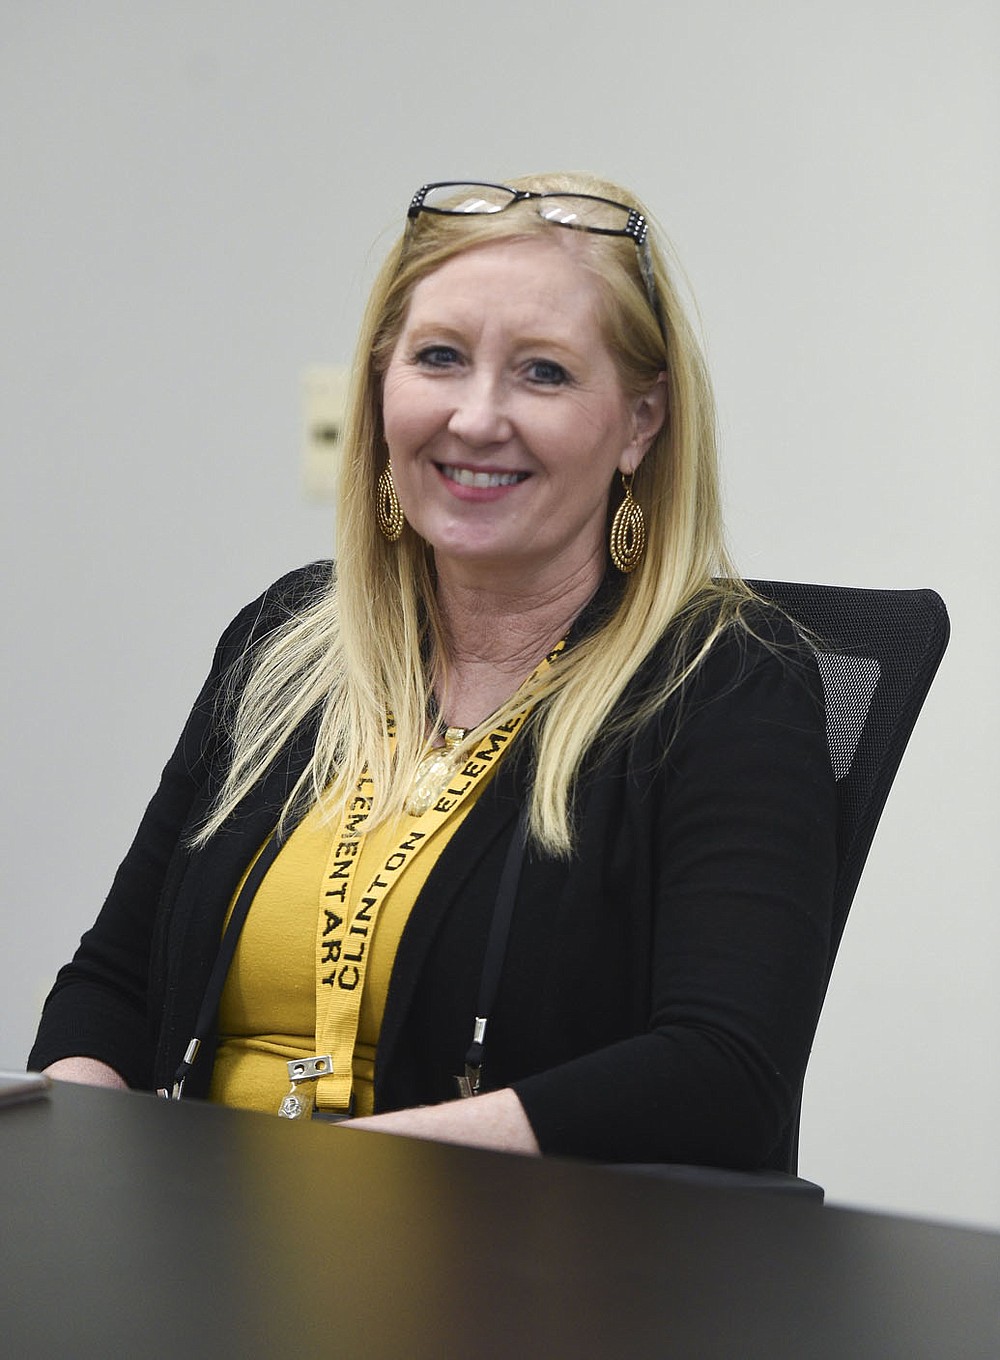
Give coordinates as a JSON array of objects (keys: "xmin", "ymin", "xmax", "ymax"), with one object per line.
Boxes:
[{"xmin": 44, "ymin": 1057, "xmax": 128, "ymax": 1089}]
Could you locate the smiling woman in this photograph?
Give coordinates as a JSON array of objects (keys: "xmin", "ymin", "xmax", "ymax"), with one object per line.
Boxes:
[{"xmin": 30, "ymin": 173, "xmax": 837, "ymax": 1170}]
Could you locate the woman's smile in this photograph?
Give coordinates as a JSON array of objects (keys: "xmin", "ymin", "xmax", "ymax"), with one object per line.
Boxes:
[{"xmin": 437, "ymin": 463, "xmax": 531, "ymax": 493}]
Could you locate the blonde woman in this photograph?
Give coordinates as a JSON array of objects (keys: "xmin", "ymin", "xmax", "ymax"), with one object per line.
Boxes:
[{"xmin": 31, "ymin": 176, "xmax": 836, "ymax": 1168}]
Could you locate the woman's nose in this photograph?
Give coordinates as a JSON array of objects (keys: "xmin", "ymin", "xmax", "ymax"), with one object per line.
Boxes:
[{"xmin": 446, "ymin": 375, "xmax": 512, "ymax": 446}]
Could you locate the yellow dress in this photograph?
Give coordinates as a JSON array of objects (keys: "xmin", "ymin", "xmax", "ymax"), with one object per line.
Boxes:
[{"xmin": 209, "ymin": 784, "xmax": 489, "ymax": 1117}]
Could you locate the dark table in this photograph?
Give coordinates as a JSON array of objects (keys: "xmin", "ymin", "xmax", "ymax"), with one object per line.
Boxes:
[{"xmin": 1, "ymin": 1082, "xmax": 997, "ymax": 1358}]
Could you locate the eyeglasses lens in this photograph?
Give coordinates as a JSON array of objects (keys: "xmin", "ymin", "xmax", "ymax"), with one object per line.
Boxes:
[
  {"xmin": 419, "ymin": 184, "xmax": 515, "ymax": 214},
  {"xmin": 537, "ymin": 197, "xmax": 631, "ymax": 233}
]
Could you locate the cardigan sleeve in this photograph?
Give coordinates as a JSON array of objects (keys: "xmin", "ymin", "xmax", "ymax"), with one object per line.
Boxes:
[
  {"xmin": 511, "ymin": 621, "xmax": 839, "ymax": 1166},
  {"xmin": 27, "ymin": 564, "xmax": 331, "ymax": 1086}
]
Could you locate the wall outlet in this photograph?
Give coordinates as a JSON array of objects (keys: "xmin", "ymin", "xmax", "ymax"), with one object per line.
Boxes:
[{"xmin": 302, "ymin": 364, "xmax": 350, "ymax": 501}]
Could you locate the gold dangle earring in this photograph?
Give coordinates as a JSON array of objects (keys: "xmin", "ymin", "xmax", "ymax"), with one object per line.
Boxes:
[
  {"xmin": 375, "ymin": 463, "xmax": 405, "ymax": 541},
  {"xmin": 609, "ymin": 471, "xmax": 645, "ymax": 573}
]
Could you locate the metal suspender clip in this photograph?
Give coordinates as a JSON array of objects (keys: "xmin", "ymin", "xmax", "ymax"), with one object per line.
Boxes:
[
  {"xmin": 455, "ymin": 1017, "xmax": 488, "ymax": 1099},
  {"xmin": 156, "ymin": 1038, "xmax": 201, "ymax": 1101}
]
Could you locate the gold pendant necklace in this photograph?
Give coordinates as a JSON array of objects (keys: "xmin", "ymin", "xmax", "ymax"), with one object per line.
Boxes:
[{"xmin": 405, "ymin": 726, "xmax": 469, "ymax": 817}]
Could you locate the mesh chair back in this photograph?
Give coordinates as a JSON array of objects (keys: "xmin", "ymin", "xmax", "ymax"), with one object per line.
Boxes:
[{"xmin": 746, "ymin": 581, "xmax": 950, "ymax": 1170}]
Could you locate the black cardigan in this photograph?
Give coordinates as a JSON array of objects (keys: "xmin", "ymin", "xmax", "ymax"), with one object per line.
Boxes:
[{"xmin": 30, "ymin": 563, "xmax": 837, "ymax": 1168}]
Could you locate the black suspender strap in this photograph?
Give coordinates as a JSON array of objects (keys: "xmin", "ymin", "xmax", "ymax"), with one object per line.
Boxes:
[
  {"xmin": 158, "ymin": 828, "xmax": 284, "ymax": 1100},
  {"xmin": 455, "ymin": 802, "xmax": 530, "ymax": 1098}
]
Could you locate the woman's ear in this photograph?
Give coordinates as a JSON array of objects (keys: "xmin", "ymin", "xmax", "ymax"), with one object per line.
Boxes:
[{"xmin": 620, "ymin": 371, "xmax": 668, "ymax": 475}]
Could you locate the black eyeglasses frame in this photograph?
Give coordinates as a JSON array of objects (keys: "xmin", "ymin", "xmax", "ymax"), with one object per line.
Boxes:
[{"xmin": 406, "ymin": 180, "xmax": 665, "ymax": 340}]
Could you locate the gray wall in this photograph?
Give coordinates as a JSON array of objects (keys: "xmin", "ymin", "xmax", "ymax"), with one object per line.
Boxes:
[{"xmin": 2, "ymin": 3, "xmax": 997, "ymax": 1229}]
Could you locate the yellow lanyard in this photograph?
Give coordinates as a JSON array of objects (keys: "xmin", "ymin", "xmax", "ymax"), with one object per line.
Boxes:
[{"xmin": 311, "ymin": 644, "xmax": 563, "ymax": 1114}]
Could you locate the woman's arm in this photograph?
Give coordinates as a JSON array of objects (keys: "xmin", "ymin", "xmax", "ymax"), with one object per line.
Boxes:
[
  {"xmin": 43, "ymin": 1057, "xmax": 128, "ymax": 1089},
  {"xmin": 345, "ymin": 1087, "xmax": 540, "ymax": 1154},
  {"xmin": 510, "ymin": 622, "xmax": 838, "ymax": 1164}
]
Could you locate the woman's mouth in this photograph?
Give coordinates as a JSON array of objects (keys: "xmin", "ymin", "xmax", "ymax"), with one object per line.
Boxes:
[{"xmin": 438, "ymin": 464, "xmax": 529, "ymax": 489}]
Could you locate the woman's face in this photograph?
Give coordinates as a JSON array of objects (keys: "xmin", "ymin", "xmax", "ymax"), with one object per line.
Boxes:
[{"xmin": 381, "ymin": 235, "xmax": 664, "ymax": 592}]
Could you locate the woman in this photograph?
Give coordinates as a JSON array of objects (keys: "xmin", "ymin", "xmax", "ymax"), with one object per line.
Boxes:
[{"xmin": 30, "ymin": 175, "xmax": 837, "ymax": 1166}]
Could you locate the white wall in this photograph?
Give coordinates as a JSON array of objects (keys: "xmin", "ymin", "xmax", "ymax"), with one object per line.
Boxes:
[{"xmin": 2, "ymin": 2, "xmax": 997, "ymax": 1229}]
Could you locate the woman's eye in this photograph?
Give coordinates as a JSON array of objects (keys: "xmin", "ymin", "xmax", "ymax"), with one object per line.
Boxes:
[
  {"xmin": 414, "ymin": 345, "xmax": 460, "ymax": 368},
  {"xmin": 526, "ymin": 359, "xmax": 570, "ymax": 386}
]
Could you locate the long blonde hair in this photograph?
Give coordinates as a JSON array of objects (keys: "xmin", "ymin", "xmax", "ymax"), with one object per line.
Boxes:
[{"xmin": 195, "ymin": 172, "xmax": 752, "ymax": 853}]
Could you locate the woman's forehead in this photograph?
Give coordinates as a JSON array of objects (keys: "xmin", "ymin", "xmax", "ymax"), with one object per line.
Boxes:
[{"xmin": 401, "ymin": 235, "xmax": 605, "ymax": 331}]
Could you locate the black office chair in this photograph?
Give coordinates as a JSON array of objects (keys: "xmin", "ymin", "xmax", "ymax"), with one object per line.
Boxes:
[{"xmin": 616, "ymin": 581, "xmax": 951, "ymax": 1200}]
